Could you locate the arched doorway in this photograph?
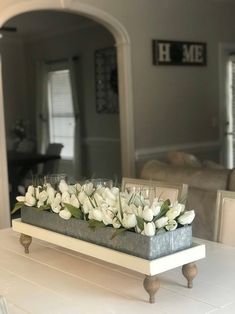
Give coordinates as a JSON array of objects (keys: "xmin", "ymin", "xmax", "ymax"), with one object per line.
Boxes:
[{"xmin": 0, "ymin": 0, "xmax": 135, "ymax": 228}]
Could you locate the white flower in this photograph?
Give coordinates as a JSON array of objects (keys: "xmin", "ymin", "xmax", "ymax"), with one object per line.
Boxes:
[
  {"xmin": 93, "ymin": 192, "xmax": 104, "ymax": 206},
  {"xmin": 16, "ymin": 196, "xmax": 25, "ymax": 202},
  {"xmin": 142, "ymin": 206, "xmax": 154, "ymax": 222},
  {"xmin": 178, "ymin": 210, "xmax": 195, "ymax": 225},
  {"xmin": 51, "ymin": 201, "xmax": 61, "ymax": 213},
  {"xmin": 83, "ymin": 183, "xmax": 94, "ymax": 196},
  {"xmin": 102, "ymin": 188, "xmax": 116, "ymax": 206},
  {"xmin": 151, "ymin": 200, "xmax": 163, "ymax": 216},
  {"xmin": 83, "ymin": 198, "xmax": 94, "ymax": 214},
  {"xmin": 55, "ymin": 193, "xmax": 62, "ymax": 202},
  {"xmin": 59, "ymin": 208, "xmax": 72, "ymax": 220},
  {"xmin": 75, "ymin": 183, "xmax": 82, "ymax": 192},
  {"xmin": 38, "ymin": 190, "xmax": 48, "ymax": 203},
  {"xmin": 166, "ymin": 206, "xmax": 181, "ymax": 220},
  {"xmin": 27, "ymin": 185, "xmax": 35, "ymax": 196},
  {"xmin": 144, "ymin": 222, "xmax": 156, "ymax": 236},
  {"xmin": 78, "ymin": 191, "xmax": 88, "ymax": 204},
  {"xmin": 122, "ymin": 213, "xmax": 137, "ymax": 229},
  {"xmin": 111, "ymin": 187, "xmax": 120, "ymax": 196},
  {"xmin": 37, "ymin": 200, "xmax": 44, "ymax": 208},
  {"xmin": 102, "ymin": 210, "xmax": 114, "ymax": 225},
  {"xmin": 47, "ymin": 186, "xmax": 55, "ymax": 199},
  {"xmin": 61, "ymin": 191, "xmax": 70, "ymax": 204},
  {"xmin": 35, "ymin": 186, "xmax": 41, "ymax": 200},
  {"xmin": 155, "ymin": 216, "xmax": 168, "ymax": 229},
  {"xmin": 89, "ymin": 208, "xmax": 103, "ymax": 221},
  {"xmin": 58, "ymin": 180, "xmax": 69, "ymax": 193},
  {"xmin": 112, "ymin": 217, "xmax": 121, "ymax": 228},
  {"xmin": 24, "ymin": 192, "xmax": 36, "ymax": 207},
  {"xmin": 176, "ymin": 202, "xmax": 185, "ymax": 213},
  {"xmin": 165, "ymin": 220, "xmax": 178, "ymax": 231},
  {"xmin": 68, "ymin": 185, "xmax": 77, "ymax": 195},
  {"xmin": 70, "ymin": 194, "xmax": 80, "ymax": 208}
]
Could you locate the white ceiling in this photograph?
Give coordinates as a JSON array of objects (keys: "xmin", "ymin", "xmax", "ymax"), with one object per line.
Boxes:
[{"xmin": 3, "ymin": 10, "xmax": 97, "ymax": 37}]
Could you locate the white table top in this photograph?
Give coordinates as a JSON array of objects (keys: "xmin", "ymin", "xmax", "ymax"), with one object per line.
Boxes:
[{"xmin": 0, "ymin": 228, "xmax": 235, "ymax": 314}]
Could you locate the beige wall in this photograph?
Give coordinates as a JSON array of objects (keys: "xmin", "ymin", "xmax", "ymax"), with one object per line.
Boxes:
[{"xmin": 1, "ymin": 0, "xmax": 235, "ymax": 166}]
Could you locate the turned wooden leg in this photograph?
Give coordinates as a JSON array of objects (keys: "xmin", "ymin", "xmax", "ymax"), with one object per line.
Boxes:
[
  {"xmin": 20, "ymin": 234, "xmax": 32, "ymax": 254},
  {"xmin": 182, "ymin": 262, "xmax": 198, "ymax": 288},
  {"xmin": 143, "ymin": 275, "xmax": 160, "ymax": 304}
]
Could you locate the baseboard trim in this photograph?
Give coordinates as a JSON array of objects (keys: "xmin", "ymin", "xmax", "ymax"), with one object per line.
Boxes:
[{"xmin": 135, "ymin": 141, "xmax": 221, "ymax": 161}]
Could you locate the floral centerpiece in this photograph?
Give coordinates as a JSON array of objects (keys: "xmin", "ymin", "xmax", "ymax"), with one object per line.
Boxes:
[{"xmin": 12, "ymin": 180, "xmax": 195, "ymax": 259}]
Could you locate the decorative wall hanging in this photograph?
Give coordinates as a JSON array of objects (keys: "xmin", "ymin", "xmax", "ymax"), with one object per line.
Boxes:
[
  {"xmin": 95, "ymin": 47, "xmax": 119, "ymax": 114},
  {"xmin": 152, "ymin": 40, "xmax": 207, "ymax": 66}
]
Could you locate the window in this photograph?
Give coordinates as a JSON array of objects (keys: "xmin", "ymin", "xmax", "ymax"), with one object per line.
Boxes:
[{"xmin": 47, "ymin": 68, "xmax": 75, "ymax": 160}]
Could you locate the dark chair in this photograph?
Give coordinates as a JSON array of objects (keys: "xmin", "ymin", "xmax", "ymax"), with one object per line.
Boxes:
[{"xmin": 42, "ymin": 143, "xmax": 64, "ymax": 174}]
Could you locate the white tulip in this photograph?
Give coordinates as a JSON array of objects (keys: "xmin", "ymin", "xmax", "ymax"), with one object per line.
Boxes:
[
  {"xmin": 78, "ymin": 191, "xmax": 88, "ymax": 204},
  {"xmin": 38, "ymin": 190, "xmax": 48, "ymax": 203},
  {"xmin": 175, "ymin": 202, "xmax": 185, "ymax": 213},
  {"xmin": 24, "ymin": 192, "xmax": 36, "ymax": 207},
  {"xmin": 75, "ymin": 183, "xmax": 82, "ymax": 192},
  {"xmin": 142, "ymin": 206, "xmax": 154, "ymax": 222},
  {"xmin": 27, "ymin": 185, "xmax": 35, "ymax": 196},
  {"xmin": 58, "ymin": 180, "xmax": 69, "ymax": 193},
  {"xmin": 93, "ymin": 192, "xmax": 104, "ymax": 206},
  {"xmin": 16, "ymin": 196, "xmax": 25, "ymax": 202},
  {"xmin": 112, "ymin": 217, "xmax": 121, "ymax": 228},
  {"xmin": 68, "ymin": 185, "xmax": 77, "ymax": 195},
  {"xmin": 144, "ymin": 222, "xmax": 156, "ymax": 236},
  {"xmin": 83, "ymin": 183, "xmax": 94, "ymax": 196},
  {"xmin": 111, "ymin": 187, "xmax": 120, "ymax": 196},
  {"xmin": 151, "ymin": 200, "xmax": 163, "ymax": 216},
  {"xmin": 178, "ymin": 210, "xmax": 195, "ymax": 225},
  {"xmin": 102, "ymin": 210, "xmax": 114, "ymax": 225},
  {"xmin": 37, "ymin": 200, "xmax": 44, "ymax": 208},
  {"xmin": 70, "ymin": 194, "xmax": 80, "ymax": 208},
  {"xmin": 51, "ymin": 201, "xmax": 61, "ymax": 213},
  {"xmin": 55, "ymin": 193, "xmax": 62, "ymax": 202},
  {"xmin": 166, "ymin": 206, "xmax": 181, "ymax": 220},
  {"xmin": 47, "ymin": 186, "xmax": 55, "ymax": 199},
  {"xmin": 165, "ymin": 219, "xmax": 178, "ymax": 231},
  {"xmin": 35, "ymin": 187, "xmax": 41, "ymax": 200},
  {"xmin": 83, "ymin": 198, "xmax": 94, "ymax": 214},
  {"xmin": 61, "ymin": 191, "xmax": 70, "ymax": 204},
  {"xmin": 155, "ymin": 216, "xmax": 168, "ymax": 229},
  {"xmin": 59, "ymin": 208, "xmax": 72, "ymax": 220},
  {"xmin": 96, "ymin": 186, "xmax": 105, "ymax": 195},
  {"xmin": 122, "ymin": 213, "xmax": 137, "ymax": 229},
  {"xmin": 89, "ymin": 208, "xmax": 103, "ymax": 221}
]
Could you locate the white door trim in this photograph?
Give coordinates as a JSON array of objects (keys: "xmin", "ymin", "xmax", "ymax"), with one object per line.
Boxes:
[
  {"xmin": 0, "ymin": 0, "xmax": 135, "ymax": 228},
  {"xmin": 219, "ymin": 43, "xmax": 235, "ymax": 168}
]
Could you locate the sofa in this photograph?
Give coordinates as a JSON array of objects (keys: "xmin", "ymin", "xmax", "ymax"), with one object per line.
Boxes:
[{"xmin": 140, "ymin": 159, "xmax": 235, "ymax": 241}]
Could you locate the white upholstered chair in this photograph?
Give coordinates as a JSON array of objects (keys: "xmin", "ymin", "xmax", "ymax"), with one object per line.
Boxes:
[
  {"xmin": 121, "ymin": 177, "xmax": 188, "ymax": 204},
  {"xmin": 215, "ymin": 190, "xmax": 235, "ymax": 246}
]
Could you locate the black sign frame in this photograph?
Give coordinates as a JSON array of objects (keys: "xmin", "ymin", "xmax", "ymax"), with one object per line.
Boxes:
[{"xmin": 152, "ymin": 40, "xmax": 207, "ymax": 66}]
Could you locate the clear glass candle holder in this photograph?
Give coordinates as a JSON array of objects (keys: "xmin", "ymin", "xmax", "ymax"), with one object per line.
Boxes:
[
  {"xmin": 43, "ymin": 173, "xmax": 67, "ymax": 189},
  {"xmin": 90, "ymin": 178, "xmax": 113, "ymax": 189}
]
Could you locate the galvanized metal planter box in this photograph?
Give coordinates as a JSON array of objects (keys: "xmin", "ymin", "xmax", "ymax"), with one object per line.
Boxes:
[{"xmin": 21, "ymin": 206, "xmax": 192, "ymax": 260}]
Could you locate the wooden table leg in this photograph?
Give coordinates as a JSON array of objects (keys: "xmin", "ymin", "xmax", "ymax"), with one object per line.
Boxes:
[
  {"xmin": 20, "ymin": 234, "xmax": 32, "ymax": 254},
  {"xmin": 143, "ymin": 275, "xmax": 160, "ymax": 303},
  {"xmin": 182, "ymin": 262, "xmax": 198, "ymax": 288}
]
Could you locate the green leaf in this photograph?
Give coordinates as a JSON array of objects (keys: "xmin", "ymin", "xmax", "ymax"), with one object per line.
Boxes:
[
  {"xmin": 110, "ymin": 228, "xmax": 126, "ymax": 239},
  {"xmin": 88, "ymin": 219, "xmax": 105, "ymax": 231},
  {"xmin": 11, "ymin": 202, "xmax": 24, "ymax": 214},
  {"xmin": 136, "ymin": 215, "xmax": 144, "ymax": 231},
  {"xmin": 153, "ymin": 199, "xmax": 171, "ymax": 221},
  {"xmin": 64, "ymin": 203, "xmax": 83, "ymax": 219}
]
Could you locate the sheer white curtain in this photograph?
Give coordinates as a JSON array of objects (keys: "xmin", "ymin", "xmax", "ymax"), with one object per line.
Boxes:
[
  {"xmin": 69, "ymin": 57, "xmax": 82, "ymax": 179},
  {"xmin": 36, "ymin": 61, "xmax": 50, "ymax": 154}
]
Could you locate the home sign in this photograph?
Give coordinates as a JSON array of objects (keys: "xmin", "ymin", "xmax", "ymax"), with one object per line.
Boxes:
[{"xmin": 152, "ymin": 40, "xmax": 207, "ymax": 66}]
